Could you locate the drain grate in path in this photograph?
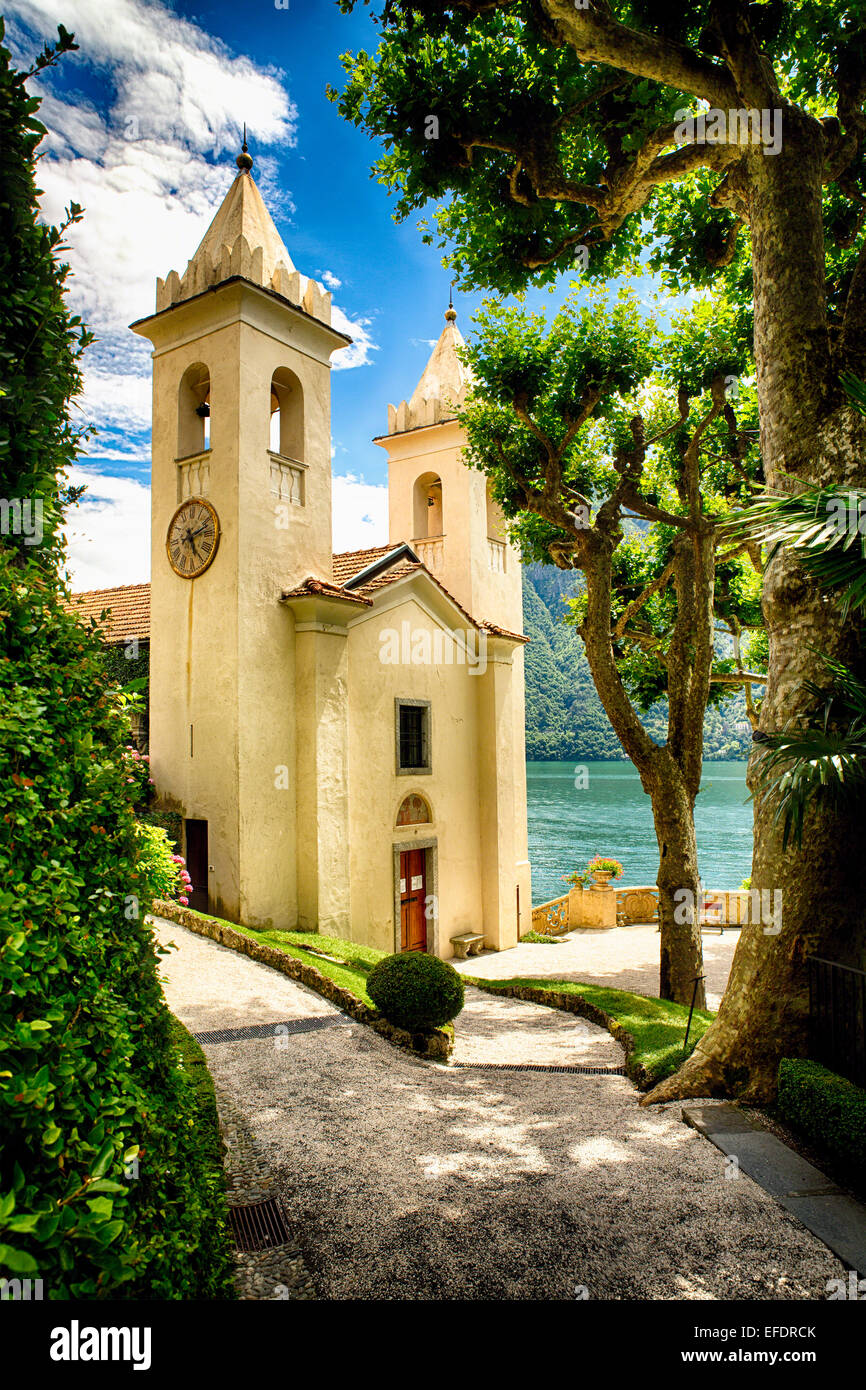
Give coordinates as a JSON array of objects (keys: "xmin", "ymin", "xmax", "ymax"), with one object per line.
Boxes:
[
  {"xmin": 229, "ymin": 1198, "xmax": 291, "ymax": 1252},
  {"xmin": 452, "ymin": 1061, "xmax": 625, "ymax": 1075},
  {"xmin": 194, "ymin": 1016, "xmax": 346, "ymax": 1044}
]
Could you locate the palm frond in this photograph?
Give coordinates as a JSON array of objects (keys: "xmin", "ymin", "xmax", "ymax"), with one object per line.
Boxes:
[
  {"xmin": 753, "ymin": 724, "xmax": 866, "ymax": 849},
  {"xmin": 841, "ymin": 371, "xmax": 866, "ymax": 418},
  {"xmin": 800, "ymin": 652, "xmax": 866, "ymax": 722},
  {"xmin": 723, "ymin": 483, "xmax": 866, "ymax": 615}
]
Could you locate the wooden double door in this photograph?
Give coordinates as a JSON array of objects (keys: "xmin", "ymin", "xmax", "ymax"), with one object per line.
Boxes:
[{"xmin": 400, "ymin": 848, "xmax": 427, "ymax": 952}]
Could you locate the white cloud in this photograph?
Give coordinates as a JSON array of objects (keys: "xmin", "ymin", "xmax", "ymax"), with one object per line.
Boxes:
[
  {"xmin": 63, "ymin": 468, "xmax": 389, "ymax": 590},
  {"xmin": 11, "ymin": 0, "xmax": 376, "ymax": 373},
  {"xmin": 332, "ymin": 475, "xmax": 388, "ymax": 552},
  {"xmin": 5, "ymin": 0, "xmax": 306, "ymax": 483},
  {"xmin": 76, "ymin": 368, "xmax": 152, "ymax": 436},
  {"xmin": 331, "ymin": 306, "xmax": 378, "ymax": 371},
  {"xmin": 11, "ymin": 0, "xmax": 294, "ymax": 156},
  {"xmin": 62, "ymin": 466, "xmax": 151, "ymax": 590},
  {"xmin": 9, "ymin": 0, "xmax": 382, "ymax": 589}
]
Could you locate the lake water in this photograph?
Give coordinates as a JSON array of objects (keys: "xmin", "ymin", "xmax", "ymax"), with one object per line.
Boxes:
[{"xmin": 527, "ymin": 760, "xmax": 752, "ymax": 905}]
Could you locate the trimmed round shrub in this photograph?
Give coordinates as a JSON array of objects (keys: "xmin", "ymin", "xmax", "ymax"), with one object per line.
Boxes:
[{"xmin": 367, "ymin": 952, "xmax": 464, "ymax": 1031}]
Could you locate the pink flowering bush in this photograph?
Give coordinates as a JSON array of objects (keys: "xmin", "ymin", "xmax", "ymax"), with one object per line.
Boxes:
[
  {"xmin": 123, "ymin": 745, "xmax": 155, "ymax": 809},
  {"xmin": 171, "ymin": 852, "xmax": 192, "ymax": 906},
  {"xmin": 134, "ymin": 823, "xmax": 192, "ymax": 903}
]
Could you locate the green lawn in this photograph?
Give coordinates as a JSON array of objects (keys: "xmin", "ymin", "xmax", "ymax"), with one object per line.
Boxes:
[
  {"xmin": 465, "ymin": 976, "xmax": 715, "ymax": 1086},
  {"xmin": 171, "ymin": 915, "xmax": 713, "ymax": 1086},
  {"xmin": 227, "ymin": 924, "xmax": 386, "ymax": 1006}
]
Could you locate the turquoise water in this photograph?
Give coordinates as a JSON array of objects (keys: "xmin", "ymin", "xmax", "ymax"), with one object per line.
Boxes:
[{"xmin": 527, "ymin": 760, "xmax": 752, "ymax": 905}]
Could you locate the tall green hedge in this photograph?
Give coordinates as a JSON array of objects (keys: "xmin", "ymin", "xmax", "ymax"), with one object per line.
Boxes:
[{"xmin": 0, "ymin": 22, "xmax": 233, "ymax": 1297}]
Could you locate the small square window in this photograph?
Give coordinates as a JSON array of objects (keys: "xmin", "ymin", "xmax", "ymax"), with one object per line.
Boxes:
[{"xmin": 396, "ymin": 700, "xmax": 431, "ymax": 774}]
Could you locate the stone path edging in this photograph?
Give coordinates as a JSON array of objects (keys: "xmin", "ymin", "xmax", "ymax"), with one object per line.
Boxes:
[{"xmin": 683, "ymin": 1103, "xmax": 866, "ymax": 1277}]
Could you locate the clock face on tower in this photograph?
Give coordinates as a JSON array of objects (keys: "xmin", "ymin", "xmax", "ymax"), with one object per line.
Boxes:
[{"xmin": 166, "ymin": 498, "xmax": 220, "ymax": 578}]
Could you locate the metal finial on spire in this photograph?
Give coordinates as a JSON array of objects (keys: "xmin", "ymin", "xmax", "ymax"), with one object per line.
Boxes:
[
  {"xmin": 236, "ymin": 123, "xmax": 253, "ymax": 172},
  {"xmin": 445, "ymin": 278, "xmax": 457, "ymax": 322}
]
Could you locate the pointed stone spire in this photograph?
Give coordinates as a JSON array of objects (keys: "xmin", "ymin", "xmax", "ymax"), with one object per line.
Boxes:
[
  {"xmin": 388, "ymin": 307, "xmax": 472, "ymax": 434},
  {"xmin": 155, "ymin": 140, "xmax": 332, "ymax": 325}
]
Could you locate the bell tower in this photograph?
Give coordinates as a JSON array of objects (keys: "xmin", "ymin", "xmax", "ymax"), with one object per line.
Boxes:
[
  {"xmin": 376, "ymin": 308, "xmax": 523, "ymax": 635},
  {"xmin": 131, "ymin": 144, "xmax": 350, "ymax": 928},
  {"xmin": 377, "ymin": 308, "xmax": 531, "ymax": 948}
]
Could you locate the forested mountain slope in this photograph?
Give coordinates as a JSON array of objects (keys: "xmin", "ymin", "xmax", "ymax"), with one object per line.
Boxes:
[{"xmin": 522, "ymin": 564, "xmax": 751, "ymax": 762}]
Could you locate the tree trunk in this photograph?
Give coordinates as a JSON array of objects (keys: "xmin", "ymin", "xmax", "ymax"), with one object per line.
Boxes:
[
  {"xmin": 652, "ymin": 751, "xmax": 705, "ymax": 1009},
  {"xmin": 645, "ymin": 109, "xmax": 866, "ymax": 1105},
  {"xmin": 578, "ymin": 538, "xmax": 708, "ymax": 1006}
]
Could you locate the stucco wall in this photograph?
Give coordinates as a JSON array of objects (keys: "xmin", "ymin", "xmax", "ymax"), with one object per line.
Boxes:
[
  {"xmin": 136, "ymin": 276, "xmax": 532, "ymax": 953},
  {"xmin": 343, "ymin": 579, "xmax": 534, "ymax": 959},
  {"xmin": 137, "ymin": 281, "xmax": 342, "ymax": 930}
]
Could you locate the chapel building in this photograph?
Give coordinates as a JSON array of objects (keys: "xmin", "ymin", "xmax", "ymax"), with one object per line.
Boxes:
[{"xmin": 82, "ymin": 146, "xmax": 532, "ymax": 958}]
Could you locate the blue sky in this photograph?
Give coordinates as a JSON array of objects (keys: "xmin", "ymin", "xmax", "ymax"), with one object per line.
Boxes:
[{"xmin": 5, "ymin": 0, "xmax": 668, "ymax": 588}]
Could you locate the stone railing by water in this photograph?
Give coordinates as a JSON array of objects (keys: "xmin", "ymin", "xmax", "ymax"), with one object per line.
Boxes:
[
  {"xmin": 531, "ymin": 894, "xmax": 569, "ymax": 935},
  {"xmin": 615, "ymin": 887, "xmax": 753, "ymax": 927},
  {"xmin": 529, "ymin": 884, "xmax": 752, "ymax": 934}
]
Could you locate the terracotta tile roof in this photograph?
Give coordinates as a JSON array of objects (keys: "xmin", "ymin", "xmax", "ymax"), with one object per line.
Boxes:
[
  {"xmin": 346, "ymin": 559, "xmax": 424, "ymax": 599},
  {"xmin": 331, "ymin": 545, "xmax": 395, "ymax": 585},
  {"xmin": 479, "ymin": 620, "xmax": 529, "ymax": 644},
  {"xmin": 339, "ymin": 550, "xmax": 528, "ymax": 642},
  {"xmin": 66, "ymin": 583, "xmax": 151, "ymax": 643},
  {"xmin": 280, "ymin": 576, "xmax": 371, "ymax": 606},
  {"xmin": 68, "ymin": 556, "xmax": 529, "ymax": 646}
]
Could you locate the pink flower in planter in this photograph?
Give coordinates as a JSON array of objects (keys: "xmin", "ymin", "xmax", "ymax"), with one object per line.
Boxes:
[{"xmin": 177, "ymin": 896, "xmax": 189, "ymax": 906}]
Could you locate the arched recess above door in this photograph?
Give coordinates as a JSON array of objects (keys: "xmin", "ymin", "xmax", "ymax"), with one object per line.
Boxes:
[{"xmin": 396, "ymin": 793, "xmax": 431, "ymax": 827}]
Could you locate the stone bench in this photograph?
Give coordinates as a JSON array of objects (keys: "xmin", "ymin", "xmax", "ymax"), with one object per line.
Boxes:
[{"xmin": 450, "ymin": 932, "xmax": 486, "ymax": 960}]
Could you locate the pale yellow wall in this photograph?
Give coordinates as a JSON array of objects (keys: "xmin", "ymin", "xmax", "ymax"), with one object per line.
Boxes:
[
  {"xmin": 344, "ymin": 584, "xmax": 484, "ymax": 958},
  {"xmin": 338, "ymin": 575, "xmax": 530, "ymax": 958},
  {"xmin": 291, "ymin": 596, "xmax": 354, "ymax": 936},
  {"xmin": 377, "ymin": 416, "xmax": 533, "ymax": 949},
  {"xmin": 511, "ymin": 646, "xmax": 533, "ymax": 937},
  {"xmin": 135, "ymin": 280, "xmax": 344, "ymax": 930},
  {"xmin": 476, "ymin": 637, "xmax": 533, "ymax": 949}
]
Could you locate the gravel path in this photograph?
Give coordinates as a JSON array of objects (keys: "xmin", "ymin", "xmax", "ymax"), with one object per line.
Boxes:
[
  {"xmin": 456, "ymin": 925, "xmax": 740, "ymax": 1009},
  {"xmin": 453, "ymin": 989, "xmax": 622, "ymax": 1068},
  {"xmin": 154, "ymin": 918, "xmax": 844, "ymax": 1301}
]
